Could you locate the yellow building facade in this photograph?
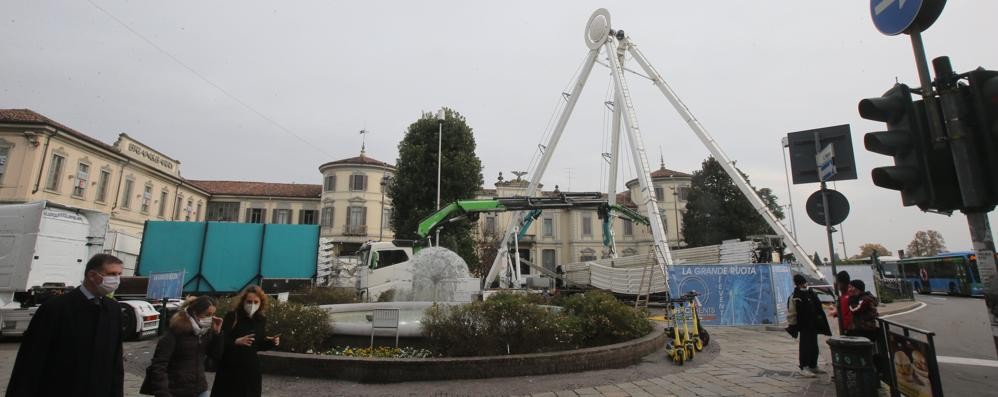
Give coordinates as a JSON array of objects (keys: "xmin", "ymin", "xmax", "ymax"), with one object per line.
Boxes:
[{"xmin": 318, "ymin": 152, "xmax": 396, "ymax": 254}]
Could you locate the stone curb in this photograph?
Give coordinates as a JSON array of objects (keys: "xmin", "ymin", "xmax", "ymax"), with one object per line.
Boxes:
[{"xmin": 258, "ymin": 323, "xmax": 668, "ymax": 383}]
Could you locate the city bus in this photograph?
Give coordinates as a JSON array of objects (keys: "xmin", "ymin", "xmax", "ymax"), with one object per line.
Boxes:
[{"xmin": 897, "ymin": 251, "xmax": 986, "ymax": 297}]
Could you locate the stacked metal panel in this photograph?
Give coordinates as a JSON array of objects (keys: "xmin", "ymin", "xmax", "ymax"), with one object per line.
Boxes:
[
  {"xmin": 719, "ymin": 240, "xmax": 758, "ymax": 264},
  {"xmin": 588, "ymin": 263, "xmax": 668, "ymax": 294}
]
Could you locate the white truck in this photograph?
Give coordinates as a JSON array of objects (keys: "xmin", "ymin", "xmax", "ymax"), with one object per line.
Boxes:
[
  {"xmin": 0, "ymin": 201, "xmax": 158, "ymax": 339},
  {"xmin": 352, "ymin": 241, "xmax": 480, "ymax": 303}
]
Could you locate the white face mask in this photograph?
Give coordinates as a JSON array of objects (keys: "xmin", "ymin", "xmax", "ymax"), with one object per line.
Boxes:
[
  {"xmin": 198, "ymin": 317, "xmax": 214, "ymax": 329},
  {"xmin": 95, "ymin": 274, "xmax": 120, "ymax": 295},
  {"xmin": 244, "ymin": 302, "xmax": 260, "ymax": 317}
]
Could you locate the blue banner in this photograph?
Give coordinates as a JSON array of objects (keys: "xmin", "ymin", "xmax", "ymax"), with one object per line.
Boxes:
[
  {"xmin": 670, "ymin": 264, "xmax": 787, "ymax": 326},
  {"xmin": 147, "ymin": 270, "xmax": 186, "ymax": 300}
]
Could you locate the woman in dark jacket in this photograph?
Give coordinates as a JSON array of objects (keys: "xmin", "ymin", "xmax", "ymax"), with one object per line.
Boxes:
[
  {"xmin": 211, "ymin": 286, "xmax": 280, "ymax": 397},
  {"xmin": 141, "ymin": 296, "xmax": 222, "ymax": 397}
]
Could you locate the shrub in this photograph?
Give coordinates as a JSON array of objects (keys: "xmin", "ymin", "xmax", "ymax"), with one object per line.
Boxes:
[
  {"xmin": 421, "ymin": 293, "xmax": 572, "ymax": 356},
  {"xmin": 376, "ymin": 289, "xmax": 396, "ymax": 302},
  {"xmin": 288, "ymin": 286, "xmax": 358, "ymax": 306},
  {"xmin": 265, "ymin": 301, "xmax": 332, "ymax": 353},
  {"xmin": 212, "ymin": 294, "xmax": 236, "ymax": 319},
  {"xmin": 557, "ymin": 291, "xmax": 652, "ymax": 347}
]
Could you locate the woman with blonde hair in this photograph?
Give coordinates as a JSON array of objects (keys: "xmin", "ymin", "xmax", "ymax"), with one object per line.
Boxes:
[
  {"xmin": 210, "ymin": 285, "xmax": 280, "ymax": 397},
  {"xmin": 140, "ymin": 295, "xmax": 222, "ymax": 397}
]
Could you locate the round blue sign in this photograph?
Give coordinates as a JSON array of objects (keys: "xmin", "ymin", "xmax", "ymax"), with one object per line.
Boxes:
[{"xmin": 870, "ymin": 0, "xmax": 924, "ymax": 35}]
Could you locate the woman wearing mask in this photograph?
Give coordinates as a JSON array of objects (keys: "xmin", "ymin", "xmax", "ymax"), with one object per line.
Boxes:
[
  {"xmin": 211, "ymin": 286, "xmax": 280, "ymax": 397},
  {"xmin": 141, "ymin": 296, "xmax": 222, "ymax": 397}
]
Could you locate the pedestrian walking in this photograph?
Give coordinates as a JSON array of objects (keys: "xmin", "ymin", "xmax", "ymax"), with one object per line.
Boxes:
[
  {"xmin": 5, "ymin": 254, "xmax": 125, "ymax": 396},
  {"xmin": 210, "ymin": 286, "xmax": 280, "ymax": 397},
  {"xmin": 786, "ymin": 274, "xmax": 832, "ymax": 378},
  {"xmin": 140, "ymin": 295, "xmax": 223, "ymax": 397}
]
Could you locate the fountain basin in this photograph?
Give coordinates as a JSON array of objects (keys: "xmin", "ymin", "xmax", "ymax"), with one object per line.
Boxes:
[{"xmin": 322, "ymin": 301, "xmax": 458, "ymax": 337}]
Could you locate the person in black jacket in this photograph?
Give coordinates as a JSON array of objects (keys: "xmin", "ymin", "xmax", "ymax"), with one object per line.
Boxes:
[
  {"xmin": 6, "ymin": 254, "xmax": 125, "ymax": 397},
  {"xmin": 140, "ymin": 295, "xmax": 222, "ymax": 397},
  {"xmin": 211, "ymin": 286, "xmax": 279, "ymax": 397},
  {"xmin": 786, "ymin": 274, "xmax": 832, "ymax": 378}
]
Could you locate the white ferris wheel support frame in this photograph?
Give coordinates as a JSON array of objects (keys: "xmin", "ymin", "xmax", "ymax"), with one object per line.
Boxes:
[{"xmin": 483, "ymin": 9, "xmax": 823, "ymax": 289}]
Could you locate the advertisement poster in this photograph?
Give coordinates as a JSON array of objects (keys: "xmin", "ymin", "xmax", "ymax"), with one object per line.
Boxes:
[
  {"xmin": 887, "ymin": 332, "xmax": 935, "ymax": 397},
  {"xmin": 671, "ymin": 264, "xmax": 777, "ymax": 326},
  {"xmin": 147, "ymin": 270, "xmax": 186, "ymax": 300}
]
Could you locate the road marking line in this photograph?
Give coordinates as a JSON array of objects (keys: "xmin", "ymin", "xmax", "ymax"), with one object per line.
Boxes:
[
  {"xmin": 880, "ymin": 302, "xmax": 926, "ymax": 318},
  {"xmin": 936, "ymin": 356, "xmax": 998, "ymax": 368}
]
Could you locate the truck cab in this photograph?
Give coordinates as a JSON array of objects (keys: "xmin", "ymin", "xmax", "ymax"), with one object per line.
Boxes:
[{"xmin": 356, "ymin": 241, "xmax": 414, "ymax": 301}]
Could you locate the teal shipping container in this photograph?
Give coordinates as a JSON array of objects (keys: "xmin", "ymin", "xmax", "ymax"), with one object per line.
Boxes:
[{"xmin": 136, "ymin": 221, "xmax": 319, "ymax": 293}]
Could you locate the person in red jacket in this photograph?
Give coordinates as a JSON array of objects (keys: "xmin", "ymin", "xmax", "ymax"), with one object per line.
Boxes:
[{"xmin": 830, "ymin": 271, "xmax": 852, "ymax": 334}]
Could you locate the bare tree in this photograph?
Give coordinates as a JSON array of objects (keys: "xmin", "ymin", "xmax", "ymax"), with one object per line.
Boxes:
[{"xmin": 906, "ymin": 230, "xmax": 947, "ymax": 257}]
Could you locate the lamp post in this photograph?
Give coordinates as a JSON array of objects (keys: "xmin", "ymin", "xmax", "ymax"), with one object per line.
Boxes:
[
  {"xmin": 435, "ymin": 109, "xmax": 446, "ymax": 246},
  {"xmin": 379, "ymin": 174, "xmax": 391, "ymax": 241}
]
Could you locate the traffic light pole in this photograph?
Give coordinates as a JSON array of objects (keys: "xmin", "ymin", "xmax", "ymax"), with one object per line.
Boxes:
[{"xmin": 931, "ymin": 56, "xmax": 998, "ymax": 355}]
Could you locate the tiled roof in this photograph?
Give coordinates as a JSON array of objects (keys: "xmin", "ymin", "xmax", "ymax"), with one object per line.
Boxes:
[
  {"xmin": 615, "ymin": 191, "xmax": 638, "ymax": 208},
  {"xmin": 188, "ymin": 180, "xmax": 322, "ymax": 199},
  {"xmin": 650, "ymin": 167, "xmax": 692, "ymax": 178},
  {"xmin": 319, "ymin": 154, "xmax": 394, "ymax": 170},
  {"xmin": 0, "ymin": 109, "xmax": 120, "ymax": 154}
]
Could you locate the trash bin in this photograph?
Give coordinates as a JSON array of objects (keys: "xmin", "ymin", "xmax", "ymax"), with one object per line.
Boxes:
[{"xmin": 827, "ymin": 336, "xmax": 879, "ymax": 397}]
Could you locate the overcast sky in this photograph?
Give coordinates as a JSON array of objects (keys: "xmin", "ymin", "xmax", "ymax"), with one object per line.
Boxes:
[{"xmin": 3, "ymin": 1, "xmax": 997, "ymax": 259}]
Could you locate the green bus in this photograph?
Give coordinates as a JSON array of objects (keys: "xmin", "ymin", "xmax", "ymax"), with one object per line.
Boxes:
[{"xmin": 897, "ymin": 251, "xmax": 985, "ymax": 297}]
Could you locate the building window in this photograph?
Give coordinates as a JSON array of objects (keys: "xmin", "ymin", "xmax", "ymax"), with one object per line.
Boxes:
[
  {"xmin": 542, "ymin": 249, "xmax": 556, "ymax": 271},
  {"xmin": 382, "ymin": 208, "xmax": 392, "ymax": 230},
  {"xmin": 173, "ymin": 194, "xmax": 184, "ymax": 219},
  {"xmin": 320, "ymin": 207, "xmax": 334, "ymax": 227},
  {"xmin": 677, "ymin": 186, "xmax": 690, "ymax": 201},
  {"xmin": 121, "ymin": 179, "xmax": 134, "ymax": 209},
  {"xmin": 654, "ymin": 187, "xmax": 664, "ymax": 201},
  {"xmin": 246, "ymin": 208, "xmax": 266, "ymax": 223},
  {"xmin": 0, "ymin": 145, "xmax": 10, "ymax": 185},
  {"xmin": 45, "ymin": 153, "xmax": 65, "ymax": 191},
  {"xmin": 350, "ymin": 174, "xmax": 367, "ymax": 191},
  {"xmin": 323, "ymin": 175, "xmax": 336, "ymax": 192},
  {"xmin": 95, "ymin": 170, "xmax": 111, "ymax": 203},
  {"xmin": 581, "ymin": 215, "xmax": 592, "ymax": 236},
  {"xmin": 542, "ymin": 218, "xmax": 554, "ymax": 237},
  {"xmin": 207, "ymin": 202, "xmax": 240, "ymax": 221},
  {"xmin": 580, "ymin": 248, "xmax": 597, "ymax": 262},
  {"xmin": 195, "ymin": 201, "xmax": 202, "ymax": 221},
  {"xmin": 623, "ymin": 219, "xmax": 633, "ymax": 236},
  {"xmin": 185, "ymin": 199, "xmax": 193, "ymax": 221},
  {"xmin": 484, "ymin": 216, "xmax": 496, "ymax": 235},
  {"xmin": 299, "ymin": 209, "xmax": 318, "ymax": 225},
  {"xmin": 141, "ymin": 185, "xmax": 153, "ymax": 213},
  {"xmin": 345, "ymin": 206, "xmax": 367, "ymax": 235},
  {"xmin": 272, "ymin": 209, "xmax": 292, "ymax": 224},
  {"xmin": 157, "ymin": 190, "xmax": 168, "ymax": 217},
  {"xmin": 72, "ymin": 163, "xmax": 89, "ymax": 198}
]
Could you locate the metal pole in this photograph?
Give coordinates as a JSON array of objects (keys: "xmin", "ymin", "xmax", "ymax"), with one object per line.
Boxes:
[
  {"xmin": 909, "ymin": 31, "xmax": 945, "ymax": 146},
  {"xmin": 781, "ymin": 137, "xmax": 798, "ymax": 240},
  {"xmin": 814, "ymin": 131, "xmax": 844, "ymax": 333},
  {"xmin": 436, "ymin": 111, "xmax": 443, "ymax": 247},
  {"xmin": 932, "ymin": 57, "xmax": 998, "ymax": 355}
]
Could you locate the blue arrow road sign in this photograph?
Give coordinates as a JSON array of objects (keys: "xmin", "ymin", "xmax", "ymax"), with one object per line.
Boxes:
[{"xmin": 871, "ymin": 0, "xmax": 924, "ymax": 35}]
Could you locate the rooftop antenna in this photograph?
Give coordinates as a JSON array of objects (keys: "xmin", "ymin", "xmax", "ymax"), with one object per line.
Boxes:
[{"xmin": 359, "ymin": 129, "xmax": 368, "ymax": 156}]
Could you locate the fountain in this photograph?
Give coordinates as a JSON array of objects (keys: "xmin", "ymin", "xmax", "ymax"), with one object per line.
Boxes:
[{"xmin": 323, "ymin": 247, "xmax": 478, "ymax": 337}]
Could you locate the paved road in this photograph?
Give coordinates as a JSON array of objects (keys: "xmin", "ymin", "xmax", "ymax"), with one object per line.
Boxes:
[{"xmin": 883, "ymin": 294, "xmax": 998, "ymax": 396}]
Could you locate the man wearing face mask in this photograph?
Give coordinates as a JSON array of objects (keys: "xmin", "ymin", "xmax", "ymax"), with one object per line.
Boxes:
[{"xmin": 6, "ymin": 254, "xmax": 125, "ymax": 397}]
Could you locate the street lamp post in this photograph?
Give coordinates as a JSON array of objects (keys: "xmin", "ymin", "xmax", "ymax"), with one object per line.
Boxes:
[
  {"xmin": 379, "ymin": 174, "xmax": 391, "ymax": 241},
  {"xmin": 435, "ymin": 109, "xmax": 446, "ymax": 246}
]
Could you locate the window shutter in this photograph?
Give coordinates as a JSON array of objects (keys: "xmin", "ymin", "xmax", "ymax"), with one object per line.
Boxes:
[
  {"xmin": 362, "ymin": 175, "xmax": 368, "ymax": 191},
  {"xmin": 361, "ymin": 207, "xmax": 367, "ymax": 225},
  {"xmin": 273, "ymin": 210, "xmax": 279, "ymax": 223},
  {"xmin": 245, "ymin": 208, "xmax": 252, "ymax": 222},
  {"xmin": 345, "ymin": 208, "xmax": 352, "ymax": 226},
  {"xmin": 260, "ymin": 209, "xmax": 267, "ymax": 223}
]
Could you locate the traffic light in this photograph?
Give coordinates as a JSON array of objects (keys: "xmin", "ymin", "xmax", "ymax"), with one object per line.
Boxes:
[
  {"xmin": 967, "ymin": 69, "xmax": 998, "ymax": 205},
  {"xmin": 860, "ymin": 84, "xmax": 961, "ymax": 211}
]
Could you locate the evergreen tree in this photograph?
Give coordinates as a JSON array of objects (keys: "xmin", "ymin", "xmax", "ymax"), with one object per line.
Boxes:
[
  {"xmin": 388, "ymin": 108, "xmax": 484, "ymax": 269},
  {"xmin": 681, "ymin": 157, "xmax": 784, "ymax": 247}
]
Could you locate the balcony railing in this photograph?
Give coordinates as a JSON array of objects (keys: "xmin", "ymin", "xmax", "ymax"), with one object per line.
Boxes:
[{"xmin": 343, "ymin": 224, "xmax": 368, "ymax": 236}]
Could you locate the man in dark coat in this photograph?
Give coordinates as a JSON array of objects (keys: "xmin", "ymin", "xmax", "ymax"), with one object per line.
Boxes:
[
  {"xmin": 6, "ymin": 254, "xmax": 125, "ymax": 397},
  {"xmin": 787, "ymin": 274, "xmax": 832, "ymax": 378}
]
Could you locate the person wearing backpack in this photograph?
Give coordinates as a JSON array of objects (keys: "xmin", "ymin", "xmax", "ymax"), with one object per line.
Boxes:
[
  {"xmin": 786, "ymin": 274, "xmax": 832, "ymax": 378},
  {"xmin": 847, "ymin": 279, "xmax": 887, "ymax": 384}
]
